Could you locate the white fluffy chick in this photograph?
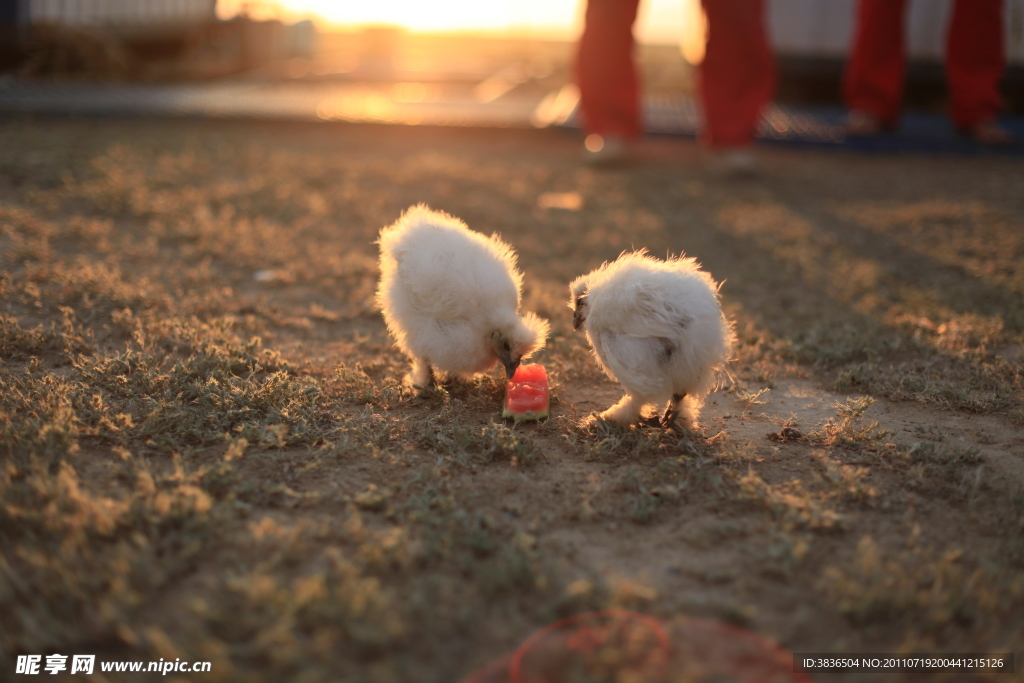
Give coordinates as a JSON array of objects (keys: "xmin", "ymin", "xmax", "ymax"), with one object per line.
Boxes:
[
  {"xmin": 377, "ymin": 205, "xmax": 549, "ymax": 389},
  {"xmin": 569, "ymin": 251, "xmax": 733, "ymax": 427}
]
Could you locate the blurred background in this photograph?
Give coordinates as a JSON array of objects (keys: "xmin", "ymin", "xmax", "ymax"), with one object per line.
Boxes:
[{"xmin": 1, "ymin": 0, "xmax": 1023, "ymax": 127}]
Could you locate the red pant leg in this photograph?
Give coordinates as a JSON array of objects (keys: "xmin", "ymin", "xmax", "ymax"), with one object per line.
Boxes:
[
  {"xmin": 699, "ymin": 0, "xmax": 776, "ymax": 148},
  {"xmin": 576, "ymin": 0, "xmax": 642, "ymax": 139},
  {"xmin": 946, "ymin": 0, "xmax": 1005, "ymax": 129},
  {"xmin": 843, "ymin": 0, "xmax": 908, "ymax": 125}
]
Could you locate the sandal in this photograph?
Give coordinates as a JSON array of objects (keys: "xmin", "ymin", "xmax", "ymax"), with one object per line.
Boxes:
[
  {"xmin": 964, "ymin": 118, "xmax": 1015, "ymax": 146},
  {"xmin": 843, "ymin": 110, "xmax": 892, "ymax": 136}
]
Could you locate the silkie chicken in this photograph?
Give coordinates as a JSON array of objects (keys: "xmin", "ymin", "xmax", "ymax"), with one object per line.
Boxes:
[
  {"xmin": 377, "ymin": 205, "xmax": 549, "ymax": 390},
  {"xmin": 569, "ymin": 250, "xmax": 733, "ymax": 427}
]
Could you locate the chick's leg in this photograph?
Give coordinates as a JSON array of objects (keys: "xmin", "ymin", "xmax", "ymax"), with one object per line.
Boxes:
[
  {"xmin": 600, "ymin": 393, "xmax": 645, "ymax": 425},
  {"xmin": 406, "ymin": 358, "xmax": 436, "ymax": 392},
  {"xmin": 661, "ymin": 393, "xmax": 687, "ymax": 428}
]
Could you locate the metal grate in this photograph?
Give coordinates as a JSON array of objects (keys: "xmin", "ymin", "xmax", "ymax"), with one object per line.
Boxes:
[{"xmin": 1, "ymin": 80, "xmax": 1021, "ymax": 154}]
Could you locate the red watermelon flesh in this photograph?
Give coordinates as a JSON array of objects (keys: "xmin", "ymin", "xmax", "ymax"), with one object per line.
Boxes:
[{"xmin": 503, "ymin": 364, "xmax": 549, "ymax": 420}]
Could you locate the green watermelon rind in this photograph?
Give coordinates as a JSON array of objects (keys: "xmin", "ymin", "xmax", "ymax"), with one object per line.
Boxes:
[
  {"xmin": 503, "ymin": 363, "xmax": 550, "ymax": 421},
  {"xmin": 501, "ymin": 406, "xmax": 549, "ymax": 421}
]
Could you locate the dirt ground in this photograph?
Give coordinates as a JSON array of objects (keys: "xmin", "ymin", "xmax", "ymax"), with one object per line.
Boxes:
[{"xmin": 1, "ymin": 118, "xmax": 1023, "ymax": 682}]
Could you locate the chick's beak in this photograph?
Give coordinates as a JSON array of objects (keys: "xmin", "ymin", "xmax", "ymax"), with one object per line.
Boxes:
[
  {"xmin": 495, "ymin": 344, "xmax": 520, "ymax": 379},
  {"xmin": 572, "ymin": 308, "xmax": 585, "ymax": 331}
]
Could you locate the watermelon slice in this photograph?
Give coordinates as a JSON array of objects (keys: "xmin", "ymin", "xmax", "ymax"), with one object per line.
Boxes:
[
  {"xmin": 502, "ymin": 364, "xmax": 549, "ymax": 421},
  {"xmin": 459, "ymin": 610, "xmax": 812, "ymax": 683}
]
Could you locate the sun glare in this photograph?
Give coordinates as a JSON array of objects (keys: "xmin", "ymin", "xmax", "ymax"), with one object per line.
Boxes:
[
  {"xmin": 219, "ymin": 0, "xmax": 689, "ymax": 44},
  {"xmin": 220, "ymin": 0, "xmax": 580, "ymax": 34},
  {"xmin": 285, "ymin": 0, "xmax": 501, "ymax": 31}
]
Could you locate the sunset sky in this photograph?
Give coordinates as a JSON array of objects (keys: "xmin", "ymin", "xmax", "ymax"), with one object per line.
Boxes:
[{"xmin": 216, "ymin": 0, "xmax": 695, "ymax": 45}]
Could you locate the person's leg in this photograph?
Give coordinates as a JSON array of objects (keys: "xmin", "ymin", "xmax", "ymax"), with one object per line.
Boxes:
[
  {"xmin": 576, "ymin": 0, "xmax": 643, "ymax": 140},
  {"xmin": 842, "ymin": 0, "xmax": 908, "ymax": 128},
  {"xmin": 699, "ymin": 0, "xmax": 776, "ymax": 149},
  {"xmin": 946, "ymin": 0, "xmax": 1006, "ymax": 135}
]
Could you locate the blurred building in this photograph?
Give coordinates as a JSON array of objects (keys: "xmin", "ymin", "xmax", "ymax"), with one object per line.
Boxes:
[
  {"xmin": 28, "ymin": 0, "xmax": 216, "ymax": 34},
  {"xmin": 0, "ymin": 0, "xmax": 316, "ymax": 78},
  {"xmin": 1, "ymin": 0, "xmax": 30, "ymax": 61}
]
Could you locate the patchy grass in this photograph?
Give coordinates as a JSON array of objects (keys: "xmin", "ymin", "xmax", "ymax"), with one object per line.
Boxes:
[
  {"xmin": 821, "ymin": 533, "xmax": 1024, "ymax": 633},
  {"xmin": 2, "ymin": 119, "xmax": 1023, "ymax": 682}
]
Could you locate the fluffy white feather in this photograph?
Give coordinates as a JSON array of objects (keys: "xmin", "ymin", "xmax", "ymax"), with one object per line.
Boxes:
[
  {"xmin": 377, "ymin": 205, "xmax": 549, "ymax": 389},
  {"xmin": 570, "ymin": 250, "xmax": 733, "ymax": 427}
]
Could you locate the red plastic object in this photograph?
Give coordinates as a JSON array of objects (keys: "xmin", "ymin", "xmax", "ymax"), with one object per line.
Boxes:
[
  {"xmin": 502, "ymin": 364, "xmax": 549, "ymax": 421},
  {"xmin": 459, "ymin": 610, "xmax": 811, "ymax": 683}
]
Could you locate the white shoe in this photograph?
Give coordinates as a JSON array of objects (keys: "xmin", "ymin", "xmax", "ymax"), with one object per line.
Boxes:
[
  {"xmin": 706, "ymin": 147, "xmax": 759, "ymax": 178},
  {"xmin": 583, "ymin": 134, "xmax": 629, "ymax": 166}
]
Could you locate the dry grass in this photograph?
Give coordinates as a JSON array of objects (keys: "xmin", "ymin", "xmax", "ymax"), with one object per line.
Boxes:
[{"xmin": 2, "ymin": 118, "xmax": 1023, "ymax": 682}]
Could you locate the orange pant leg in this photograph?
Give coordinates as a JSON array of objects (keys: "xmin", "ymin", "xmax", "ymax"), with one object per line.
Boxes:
[
  {"xmin": 576, "ymin": 0, "xmax": 643, "ymax": 139},
  {"xmin": 946, "ymin": 0, "xmax": 1005, "ymax": 129},
  {"xmin": 699, "ymin": 0, "xmax": 777, "ymax": 148},
  {"xmin": 842, "ymin": 0, "xmax": 908, "ymax": 125}
]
